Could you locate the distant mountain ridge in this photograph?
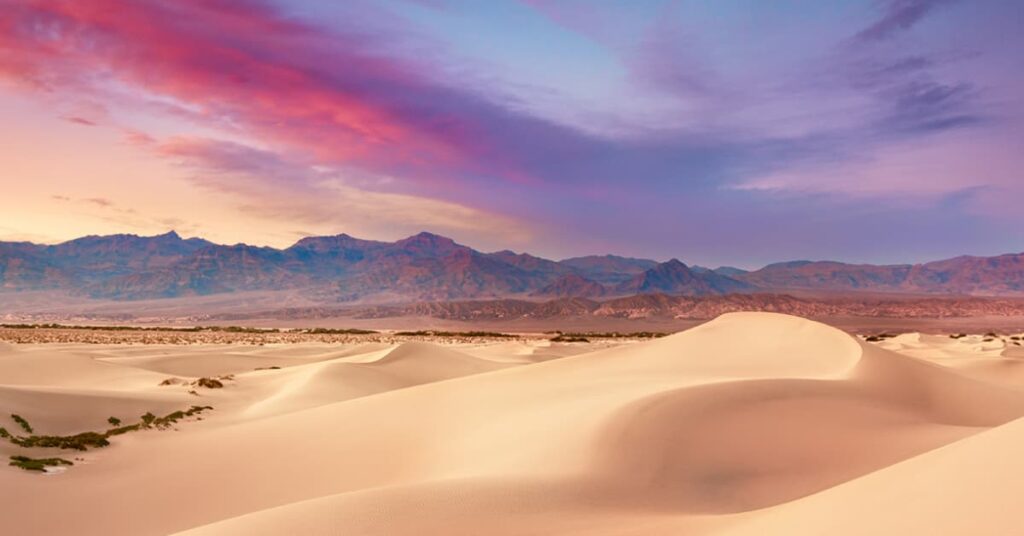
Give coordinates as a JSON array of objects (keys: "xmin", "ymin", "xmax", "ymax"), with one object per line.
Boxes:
[{"xmin": 1, "ymin": 231, "xmax": 1023, "ymax": 302}]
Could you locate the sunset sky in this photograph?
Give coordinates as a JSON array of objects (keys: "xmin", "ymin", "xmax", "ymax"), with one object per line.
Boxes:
[{"xmin": 1, "ymin": 0, "xmax": 1021, "ymax": 268}]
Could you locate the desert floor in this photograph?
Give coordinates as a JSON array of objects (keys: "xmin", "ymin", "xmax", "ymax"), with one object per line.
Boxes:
[{"xmin": 2, "ymin": 312, "xmax": 1024, "ymax": 534}]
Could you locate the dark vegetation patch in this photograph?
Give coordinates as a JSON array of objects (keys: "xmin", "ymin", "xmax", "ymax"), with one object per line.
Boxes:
[
  {"xmin": 10, "ymin": 414, "xmax": 33, "ymax": 434},
  {"xmin": 550, "ymin": 335, "xmax": 590, "ymax": 343},
  {"xmin": 865, "ymin": 333, "xmax": 898, "ymax": 342},
  {"xmin": 301, "ymin": 327, "xmax": 378, "ymax": 335},
  {"xmin": 254, "ymin": 366, "xmax": 282, "ymax": 371},
  {"xmin": 193, "ymin": 377, "xmax": 224, "ymax": 389},
  {"xmin": 552, "ymin": 331, "xmax": 667, "ymax": 339},
  {"xmin": 0, "ymin": 323, "xmax": 279, "ymax": 333},
  {"xmin": 105, "ymin": 423, "xmax": 142, "ymax": 437},
  {"xmin": 145, "ymin": 406, "xmax": 213, "ymax": 429},
  {"xmin": 394, "ymin": 330, "xmax": 518, "ymax": 338},
  {"xmin": 2, "ymin": 406, "xmax": 214, "ymax": 470},
  {"xmin": 9, "ymin": 455, "xmax": 74, "ymax": 472},
  {"xmin": 949, "ymin": 333, "xmax": 967, "ymax": 339},
  {"xmin": 11, "ymin": 431, "xmax": 109, "ymax": 451}
]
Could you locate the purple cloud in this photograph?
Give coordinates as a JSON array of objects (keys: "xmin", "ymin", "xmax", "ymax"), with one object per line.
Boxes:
[{"xmin": 855, "ymin": 0, "xmax": 957, "ymax": 41}]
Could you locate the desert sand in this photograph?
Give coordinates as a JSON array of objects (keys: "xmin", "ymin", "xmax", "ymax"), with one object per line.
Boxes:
[{"xmin": 1, "ymin": 312, "xmax": 1023, "ymax": 534}]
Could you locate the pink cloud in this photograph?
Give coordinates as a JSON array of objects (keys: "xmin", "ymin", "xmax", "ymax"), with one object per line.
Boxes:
[
  {"xmin": 64, "ymin": 116, "xmax": 97, "ymax": 126},
  {"xmin": 0, "ymin": 0, "xmax": 536, "ymax": 188}
]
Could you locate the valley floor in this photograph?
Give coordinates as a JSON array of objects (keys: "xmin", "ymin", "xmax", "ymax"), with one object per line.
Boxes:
[{"xmin": 2, "ymin": 313, "xmax": 1024, "ymax": 534}]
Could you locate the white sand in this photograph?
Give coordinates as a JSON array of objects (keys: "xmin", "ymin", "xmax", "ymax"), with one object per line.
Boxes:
[{"xmin": 1, "ymin": 312, "xmax": 1022, "ymax": 535}]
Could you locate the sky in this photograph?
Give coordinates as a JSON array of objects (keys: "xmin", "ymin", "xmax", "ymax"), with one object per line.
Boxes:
[{"xmin": 0, "ymin": 0, "xmax": 1021, "ymax": 268}]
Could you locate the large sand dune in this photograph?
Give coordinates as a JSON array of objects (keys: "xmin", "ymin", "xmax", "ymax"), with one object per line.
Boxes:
[{"xmin": 1, "ymin": 313, "xmax": 1022, "ymax": 534}]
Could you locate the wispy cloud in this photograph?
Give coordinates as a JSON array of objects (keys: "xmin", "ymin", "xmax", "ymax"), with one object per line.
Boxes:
[
  {"xmin": 152, "ymin": 136, "xmax": 535, "ymax": 246},
  {"xmin": 48, "ymin": 194, "xmax": 200, "ymax": 234},
  {"xmin": 855, "ymin": 0, "xmax": 957, "ymax": 42}
]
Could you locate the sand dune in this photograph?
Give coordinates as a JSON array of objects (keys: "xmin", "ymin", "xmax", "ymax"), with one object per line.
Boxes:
[
  {"xmin": 877, "ymin": 331, "xmax": 1024, "ymax": 388},
  {"xmin": 239, "ymin": 342, "xmax": 517, "ymax": 418},
  {"xmin": 2, "ymin": 313, "xmax": 1023, "ymax": 534},
  {"xmin": 719, "ymin": 415, "xmax": 1024, "ymax": 535}
]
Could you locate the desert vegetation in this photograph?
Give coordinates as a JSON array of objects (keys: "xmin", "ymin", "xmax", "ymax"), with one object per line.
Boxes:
[
  {"xmin": 394, "ymin": 330, "xmax": 519, "ymax": 338},
  {"xmin": 10, "ymin": 414, "xmax": 33, "ymax": 434},
  {"xmin": 551, "ymin": 331, "xmax": 668, "ymax": 341},
  {"xmin": 0, "ymin": 323, "xmax": 280, "ymax": 333},
  {"xmin": 9, "ymin": 455, "xmax": 75, "ymax": 472},
  {"xmin": 300, "ymin": 327, "xmax": 379, "ymax": 335},
  {"xmin": 550, "ymin": 335, "xmax": 591, "ymax": 343},
  {"xmin": 0, "ymin": 324, "xmax": 510, "ymax": 345},
  {"xmin": 193, "ymin": 377, "xmax": 224, "ymax": 389},
  {"xmin": 2, "ymin": 406, "xmax": 214, "ymax": 470}
]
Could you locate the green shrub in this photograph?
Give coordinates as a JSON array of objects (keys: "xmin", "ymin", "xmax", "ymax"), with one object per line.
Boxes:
[
  {"xmin": 2, "ymin": 406, "xmax": 214, "ymax": 461},
  {"xmin": 9, "ymin": 455, "xmax": 73, "ymax": 472},
  {"xmin": 10, "ymin": 414, "xmax": 33, "ymax": 434},
  {"xmin": 12, "ymin": 431, "xmax": 109, "ymax": 451},
  {"xmin": 105, "ymin": 424, "xmax": 141, "ymax": 437}
]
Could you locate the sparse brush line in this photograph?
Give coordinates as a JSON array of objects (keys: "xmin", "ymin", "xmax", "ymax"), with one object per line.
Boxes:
[
  {"xmin": 2, "ymin": 406, "xmax": 214, "ymax": 467},
  {"xmin": 394, "ymin": 330, "xmax": 519, "ymax": 338},
  {"xmin": 0, "ymin": 323, "xmax": 380, "ymax": 334},
  {"xmin": 552, "ymin": 331, "xmax": 668, "ymax": 339},
  {"xmin": 0, "ymin": 323, "xmax": 281, "ymax": 333},
  {"xmin": 299, "ymin": 327, "xmax": 379, "ymax": 335}
]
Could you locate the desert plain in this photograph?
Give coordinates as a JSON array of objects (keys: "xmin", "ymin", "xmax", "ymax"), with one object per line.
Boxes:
[{"xmin": 0, "ymin": 312, "xmax": 1023, "ymax": 534}]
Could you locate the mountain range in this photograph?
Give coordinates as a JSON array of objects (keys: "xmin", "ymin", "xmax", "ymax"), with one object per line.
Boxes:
[{"xmin": 1, "ymin": 231, "xmax": 1023, "ymax": 303}]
